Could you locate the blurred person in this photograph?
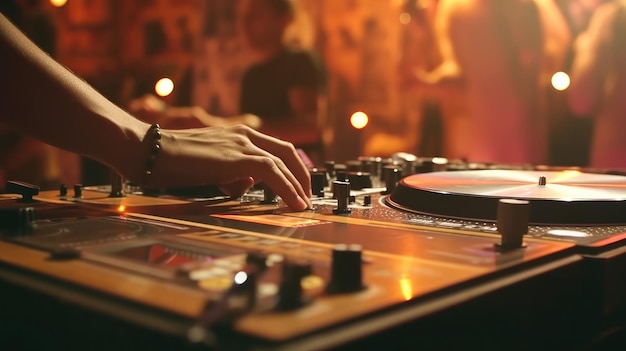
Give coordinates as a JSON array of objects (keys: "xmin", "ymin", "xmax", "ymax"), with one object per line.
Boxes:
[
  {"xmin": 0, "ymin": 13, "xmax": 311, "ymax": 210},
  {"xmin": 569, "ymin": 0, "xmax": 626, "ymax": 168},
  {"xmin": 127, "ymin": 93, "xmax": 261, "ymax": 130},
  {"xmin": 238, "ymin": 0, "xmax": 325, "ymax": 163},
  {"xmin": 415, "ymin": 0, "xmax": 569, "ymax": 165}
]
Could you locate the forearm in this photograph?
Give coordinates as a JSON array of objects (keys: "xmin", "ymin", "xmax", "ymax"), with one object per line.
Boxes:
[{"xmin": 0, "ymin": 14, "xmax": 149, "ymax": 181}]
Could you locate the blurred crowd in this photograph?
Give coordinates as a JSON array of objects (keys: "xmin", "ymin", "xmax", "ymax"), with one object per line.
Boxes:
[{"xmin": 1, "ymin": 0, "xmax": 625, "ymax": 191}]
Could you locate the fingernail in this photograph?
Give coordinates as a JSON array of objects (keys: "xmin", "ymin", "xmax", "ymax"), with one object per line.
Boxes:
[{"xmin": 297, "ymin": 196, "xmax": 308, "ymax": 211}]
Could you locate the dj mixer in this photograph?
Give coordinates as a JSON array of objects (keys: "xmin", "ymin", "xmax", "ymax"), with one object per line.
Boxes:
[{"xmin": 2, "ymin": 156, "xmax": 626, "ymax": 350}]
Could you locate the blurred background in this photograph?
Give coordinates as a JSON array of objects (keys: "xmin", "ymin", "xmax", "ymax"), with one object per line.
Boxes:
[{"xmin": 0, "ymin": 0, "xmax": 614, "ymax": 187}]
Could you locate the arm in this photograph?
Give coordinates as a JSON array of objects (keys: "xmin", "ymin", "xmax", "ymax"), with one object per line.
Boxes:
[
  {"xmin": 569, "ymin": 4, "xmax": 614, "ymax": 116},
  {"xmin": 0, "ymin": 14, "xmax": 310, "ymax": 210}
]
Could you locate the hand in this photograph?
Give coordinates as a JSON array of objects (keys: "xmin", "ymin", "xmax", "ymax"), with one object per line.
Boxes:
[{"xmin": 147, "ymin": 125, "xmax": 312, "ymax": 211}]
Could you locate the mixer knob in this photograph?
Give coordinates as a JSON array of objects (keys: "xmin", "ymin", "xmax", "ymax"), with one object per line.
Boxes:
[
  {"xmin": 5, "ymin": 181, "xmax": 39, "ymax": 203},
  {"xmin": 59, "ymin": 183, "xmax": 68, "ymax": 197},
  {"xmin": 332, "ymin": 181, "xmax": 351, "ymax": 214},
  {"xmin": 346, "ymin": 160, "xmax": 362, "ymax": 172},
  {"xmin": 363, "ymin": 195, "xmax": 372, "ymax": 206},
  {"xmin": 324, "ymin": 161, "xmax": 336, "ymax": 178},
  {"xmin": 326, "ymin": 244, "xmax": 365, "ymax": 294},
  {"xmin": 311, "ymin": 171, "xmax": 327, "ymax": 198},
  {"xmin": 0, "ymin": 207, "xmax": 36, "ymax": 234},
  {"xmin": 381, "ymin": 166, "xmax": 401, "ymax": 195},
  {"xmin": 276, "ymin": 260, "xmax": 313, "ymax": 311},
  {"xmin": 261, "ymin": 183, "xmax": 277, "ymax": 204},
  {"xmin": 73, "ymin": 184, "xmax": 83, "ymax": 198},
  {"xmin": 496, "ymin": 199, "xmax": 529, "ymax": 250},
  {"xmin": 109, "ymin": 170, "xmax": 124, "ymax": 198},
  {"xmin": 347, "ymin": 172, "xmax": 373, "ymax": 190}
]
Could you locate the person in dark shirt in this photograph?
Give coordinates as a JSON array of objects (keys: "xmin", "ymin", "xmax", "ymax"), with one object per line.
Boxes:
[{"xmin": 239, "ymin": 0, "xmax": 325, "ymax": 162}]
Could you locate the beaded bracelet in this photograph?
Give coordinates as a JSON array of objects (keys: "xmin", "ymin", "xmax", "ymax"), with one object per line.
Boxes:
[{"xmin": 142, "ymin": 123, "xmax": 162, "ymax": 186}]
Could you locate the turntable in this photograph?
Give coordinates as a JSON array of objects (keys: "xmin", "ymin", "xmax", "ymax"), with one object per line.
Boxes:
[{"xmin": 386, "ymin": 169, "xmax": 626, "ymax": 225}]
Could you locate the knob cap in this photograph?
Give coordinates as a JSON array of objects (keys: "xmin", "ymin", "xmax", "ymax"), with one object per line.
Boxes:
[
  {"xmin": 347, "ymin": 172, "xmax": 373, "ymax": 190},
  {"xmin": 326, "ymin": 244, "xmax": 365, "ymax": 294},
  {"xmin": 311, "ymin": 171, "xmax": 327, "ymax": 198},
  {"xmin": 73, "ymin": 184, "xmax": 83, "ymax": 198},
  {"xmin": 5, "ymin": 181, "xmax": 39, "ymax": 203},
  {"xmin": 59, "ymin": 184, "xmax": 68, "ymax": 197},
  {"xmin": 333, "ymin": 181, "xmax": 351, "ymax": 214},
  {"xmin": 324, "ymin": 161, "xmax": 336, "ymax": 178},
  {"xmin": 261, "ymin": 183, "xmax": 276, "ymax": 204},
  {"xmin": 496, "ymin": 199, "xmax": 529, "ymax": 249},
  {"xmin": 381, "ymin": 166, "xmax": 401, "ymax": 195},
  {"xmin": 276, "ymin": 261, "xmax": 312, "ymax": 311}
]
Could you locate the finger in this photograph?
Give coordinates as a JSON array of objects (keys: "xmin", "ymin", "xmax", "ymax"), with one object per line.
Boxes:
[
  {"xmin": 242, "ymin": 127, "xmax": 312, "ymax": 200},
  {"xmin": 243, "ymin": 140, "xmax": 311, "ymax": 209},
  {"xmin": 219, "ymin": 177, "xmax": 255, "ymax": 198},
  {"xmin": 246, "ymin": 155, "xmax": 308, "ymax": 211}
]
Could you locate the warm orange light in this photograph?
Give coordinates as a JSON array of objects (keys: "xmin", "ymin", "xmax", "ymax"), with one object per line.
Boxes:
[
  {"xmin": 400, "ymin": 276, "xmax": 412, "ymax": 301},
  {"xmin": 551, "ymin": 71, "xmax": 570, "ymax": 91},
  {"xmin": 117, "ymin": 205, "xmax": 126, "ymax": 213},
  {"xmin": 155, "ymin": 78, "xmax": 174, "ymax": 97},
  {"xmin": 50, "ymin": 0, "xmax": 67, "ymax": 7},
  {"xmin": 350, "ymin": 111, "xmax": 369, "ymax": 130},
  {"xmin": 399, "ymin": 12, "xmax": 411, "ymax": 25}
]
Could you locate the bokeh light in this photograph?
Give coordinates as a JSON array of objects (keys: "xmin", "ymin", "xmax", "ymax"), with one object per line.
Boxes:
[
  {"xmin": 551, "ymin": 71, "xmax": 570, "ymax": 91},
  {"xmin": 50, "ymin": 0, "xmax": 68, "ymax": 7},
  {"xmin": 154, "ymin": 78, "xmax": 174, "ymax": 97},
  {"xmin": 399, "ymin": 13, "xmax": 411, "ymax": 25},
  {"xmin": 350, "ymin": 111, "xmax": 369, "ymax": 130}
]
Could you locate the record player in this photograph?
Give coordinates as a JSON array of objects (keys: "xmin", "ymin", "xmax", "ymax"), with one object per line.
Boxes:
[{"xmin": 2, "ymin": 159, "xmax": 626, "ymax": 349}]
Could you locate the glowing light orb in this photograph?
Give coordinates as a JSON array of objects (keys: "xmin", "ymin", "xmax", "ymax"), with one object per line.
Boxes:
[
  {"xmin": 117, "ymin": 205, "xmax": 126, "ymax": 213},
  {"xmin": 154, "ymin": 78, "xmax": 174, "ymax": 97},
  {"xmin": 551, "ymin": 71, "xmax": 570, "ymax": 91},
  {"xmin": 234, "ymin": 271, "xmax": 248, "ymax": 285},
  {"xmin": 399, "ymin": 13, "xmax": 411, "ymax": 25},
  {"xmin": 350, "ymin": 111, "xmax": 369, "ymax": 130},
  {"xmin": 50, "ymin": 0, "xmax": 68, "ymax": 7}
]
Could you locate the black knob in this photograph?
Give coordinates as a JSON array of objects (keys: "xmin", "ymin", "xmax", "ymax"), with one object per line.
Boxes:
[
  {"xmin": 324, "ymin": 161, "xmax": 336, "ymax": 178},
  {"xmin": 381, "ymin": 166, "xmax": 401, "ymax": 195},
  {"xmin": 496, "ymin": 199, "xmax": 529, "ymax": 250},
  {"xmin": 5, "ymin": 181, "xmax": 39, "ymax": 203},
  {"xmin": 358, "ymin": 156, "xmax": 382, "ymax": 177},
  {"xmin": 0, "ymin": 207, "xmax": 36, "ymax": 234},
  {"xmin": 261, "ymin": 183, "xmax": 276, "ymax": 204},
  {"xmin": 73, "ymin": 184, "xmax": 83, "ymax": 198},
  {"xmin": 109, "ymin": 170, "xmax": 124, "ymax": 198},
  {"xmin": 333, "ymin": 181, "xmax": 351, "ymax": 214},
  {"xmin": 363, "ymin": 195, "xmax": 372, "ymax": 206},
  {"xmin": 334, "ymin": 164, "xmax": 347, "ymax": 181},
  {"xmin": 347, "ymin": 172, "xmax": 372, "ymax": 190},
  {"xmin": 276, "ymin": 261, "xmax": 312, "ymax": 311},
  {"xmin": 59, "ymin": 183, "xmax": 67, "ymax": 197},
  {"xmin": 311, "ymin": 171, "xmax": 327, "ymax": 198},
  {"xmin": 417, "ymin": 157, "xmax": 449, "ymax": 173},
  {"xmin": 326, "ymin": 244, "xmax": 365, "ymax": 294}
]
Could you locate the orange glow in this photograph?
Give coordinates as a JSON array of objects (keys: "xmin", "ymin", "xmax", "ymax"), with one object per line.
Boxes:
[
  {"xmin": 155, "ymin": 78, "xmax": 174, "ymax": 97},
  {"xmin": 399, "ymin": 13, "xmax": 411, "ymax": 25},
  {"xmin": 50, "ymin": 0, "xmax": 67, "ymax": 7},
  {"xmin": 551, "ymin": 71, "xmax": 570, "ymax": 91},
  {"xmin": 117, "ymin": 205, "xmax": 126, "ymax": 213},
  {"xmin": 400, "ymin": 276, "xmax": 412, "ymax": 301},
  {"xmin": 350, "ymin": 111, "xmax": 369, "ymax": 130}
]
